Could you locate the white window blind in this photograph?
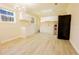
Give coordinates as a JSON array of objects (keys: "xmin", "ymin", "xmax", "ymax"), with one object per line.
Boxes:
[{"xmin": 0, "ymin": 8, "xmax": 15, "ymax": 23}]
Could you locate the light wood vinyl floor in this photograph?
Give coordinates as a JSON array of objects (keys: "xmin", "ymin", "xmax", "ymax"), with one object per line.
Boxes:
[{"xmin": 0, "ymin": 33, "xmax": 77, "ymax": 55}]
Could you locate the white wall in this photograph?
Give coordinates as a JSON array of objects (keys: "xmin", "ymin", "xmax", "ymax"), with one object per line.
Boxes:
[
  {"xmin": 67, "ymin": 4, "xmax": 79, "ymax": 54},
  {"xmin": 40, "ymin": 22, "xmax": 54, "ymax": 34},
  {"xmin": 0, "ymin": 4, "xmax": 22, "ymax": 43},
  {"xmin": 0, "ymin": 23, "xmax": 21, "ymax": 43},
  {"xmin": 41, "ymin": 16, "xmax": 58, "ymax": 22},
  {"xmin": 21, "ymin": 23, "xmax": 36, "ymax": 38},
  {"xmin": 40, "ymin": 16, "xmax": 58, "ymax": 35},
  {"xmin": 40, "ymin": 21, "xmax": 58, "ymax": 35}
]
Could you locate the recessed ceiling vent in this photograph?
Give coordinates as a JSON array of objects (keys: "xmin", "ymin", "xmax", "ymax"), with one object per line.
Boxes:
[{"xmin": 54, "ymin": 3, "xmax": 58, "ymax": 5}]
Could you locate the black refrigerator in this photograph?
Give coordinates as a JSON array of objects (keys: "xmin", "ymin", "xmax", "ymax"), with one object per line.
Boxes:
[{"xmin": 58, "ymin": 15, "xmax": 71, "ymax": 40}]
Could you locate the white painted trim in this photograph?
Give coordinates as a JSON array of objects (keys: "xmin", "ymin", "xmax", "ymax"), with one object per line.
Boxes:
[
  {"xmin": 1, "ymin": 35, "xmax": 21, "ymax": 43},
  {"xmin": 70, "ymin": 39, "xmax": 79, "ymax": 54},
  {"xmin": 1, "ymin": 32, "xmax": 37, "ymax": 44}
]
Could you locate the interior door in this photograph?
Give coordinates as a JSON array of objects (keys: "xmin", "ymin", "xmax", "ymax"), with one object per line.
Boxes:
[{"xmin": 58, "ymin": 15, "xmax": 71, "ymax": 40}]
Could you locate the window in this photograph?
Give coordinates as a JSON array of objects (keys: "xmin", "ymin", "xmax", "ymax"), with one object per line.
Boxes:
[{"xmin": 0, "ymin": 8, "xmax": 15, "ymax": 23}]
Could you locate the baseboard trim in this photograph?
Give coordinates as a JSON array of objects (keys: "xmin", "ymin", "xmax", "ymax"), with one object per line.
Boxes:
[
  {"xmin": 70, "ymin": 40, "xmax": 79, "ymax": 54},
  {"xmin": 1, "ymin": 32, "xmax": 37, "ymax": 44},
  {"xmin": 1, "ymin": 35, "xmax": 21, "ymax": 44}
]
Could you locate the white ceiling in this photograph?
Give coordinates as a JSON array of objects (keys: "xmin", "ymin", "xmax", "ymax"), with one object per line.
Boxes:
[{"xmin": 14, "ymin": 3, "xmax": 69, "ymax": 17}]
